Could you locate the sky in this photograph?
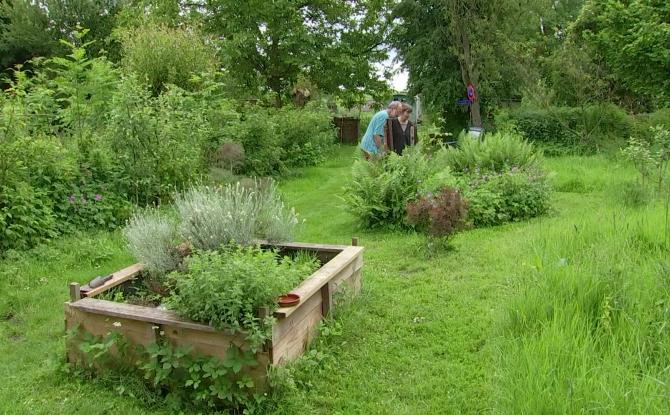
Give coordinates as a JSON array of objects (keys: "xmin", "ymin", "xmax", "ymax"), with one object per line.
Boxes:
[
  {"xmin": 377, "ymin": 48, "xmax": 409, "ymax": 92},
  {"xmin": 391, "ymin": 69, "xmax": 409, "ymax": 91}
]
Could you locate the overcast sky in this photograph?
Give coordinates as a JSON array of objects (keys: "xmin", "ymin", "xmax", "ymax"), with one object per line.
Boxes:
[{"xmin": 376, "ymin": 49, "xmax": 408, "ymax": 92}]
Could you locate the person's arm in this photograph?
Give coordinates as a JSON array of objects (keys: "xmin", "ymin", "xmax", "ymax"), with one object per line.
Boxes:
[
  {"xmin": 372, "ymin": 115, "xmax": 388, "ymax": 154},
  {"xmin": 374, "ymin": 134, "xmax": 384, "ymax": 151}
]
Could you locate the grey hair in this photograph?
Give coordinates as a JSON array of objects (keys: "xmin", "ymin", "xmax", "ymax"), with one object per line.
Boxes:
[{"xmin": 387, "ymin": 101, "xmax": 402, "ymax": 110}]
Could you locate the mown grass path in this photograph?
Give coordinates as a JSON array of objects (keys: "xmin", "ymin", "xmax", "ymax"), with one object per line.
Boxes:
[{"xmin": 0, "ymin": 146, "xmax": 639, "ymax": 414}]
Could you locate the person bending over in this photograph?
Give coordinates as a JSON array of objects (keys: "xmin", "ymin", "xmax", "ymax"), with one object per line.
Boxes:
[{"xmin": 359, "ymin": 101, "xmax": 402, "ymax": 159}]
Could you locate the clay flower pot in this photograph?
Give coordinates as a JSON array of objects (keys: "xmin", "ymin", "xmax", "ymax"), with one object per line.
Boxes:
[{"xmin": 278, "ymin": 293, "xmax": 300, "ymax": 307}]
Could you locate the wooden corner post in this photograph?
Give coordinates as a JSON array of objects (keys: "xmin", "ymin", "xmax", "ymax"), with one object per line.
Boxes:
[{"xmin": 69, "ymin": 283, "xmax": 81, "ymax": 302}]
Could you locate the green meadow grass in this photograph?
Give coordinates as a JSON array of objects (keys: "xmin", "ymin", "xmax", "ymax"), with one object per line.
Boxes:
[{"xmin": 1, "ymin": 146, "xmax": 668, "ymax": 414}]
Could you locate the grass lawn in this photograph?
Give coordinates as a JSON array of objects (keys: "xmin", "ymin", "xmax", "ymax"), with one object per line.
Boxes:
[{"xmin": 2, "ymin": 146, "xmax": 669, "ymax": 414}]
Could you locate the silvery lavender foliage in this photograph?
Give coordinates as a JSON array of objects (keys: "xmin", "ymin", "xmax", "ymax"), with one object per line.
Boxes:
[
  {"xmin": 175, "ymin": 184, "xmax": 256, "ymax": 250},
  {"xmin": 123, "ymin": 210, "xmax": 180, "ymax": 274},
  {"xmin": 175, "ymin": 179, "xmax": 299, "ymax": 250},
  {"xmin": 251, "ymin": 179, "xmax": 300, "ymax": 243}
]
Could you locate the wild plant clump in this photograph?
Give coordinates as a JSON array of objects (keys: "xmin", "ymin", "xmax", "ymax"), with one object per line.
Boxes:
[
  {"xmin": 168, "ymin": 246, "xmax": 319, "ymax": 351},
  {"xmin": 441, "ymin": 131, "xmax": 541, "ymax": 174},
  {"xmin": 122, "ymin": 211, "xmax": 180, "ymax": 275},
  {"xmin": 406, "ymin": 187, "xmax": 469, "ymax": 239},
  {"xmin": 175, "ymin": 180, "xmax": 299, "ymax": 250},
  {"xmin": 343, "ymin": 148, "xmax": 432, "ymax": 228},
  {"xmin": 176, "ymin": 184, "xmax": 257, "ymax": 250}
]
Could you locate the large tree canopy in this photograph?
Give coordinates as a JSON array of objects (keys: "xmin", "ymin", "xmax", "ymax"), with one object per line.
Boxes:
[
  {"xmin": 392, "ymin": 0, "xmax": 539, "ymax": 126},
  {"xmin": 571, "ymin": 0, "xmax": 670, "ymax": 109},
  {"xmin": 204, "ymin": 0, "xmax": 391, "ymax": 107}
]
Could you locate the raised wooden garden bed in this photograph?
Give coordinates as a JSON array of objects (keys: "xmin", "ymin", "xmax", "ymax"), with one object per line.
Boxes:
[{"xmin": 65, "ymin": 240, "xmax": 364, "ymax": 374}]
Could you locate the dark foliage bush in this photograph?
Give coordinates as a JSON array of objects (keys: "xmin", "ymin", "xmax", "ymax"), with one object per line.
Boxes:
[
  {"xmin": 406, "ymin": 187, "xmax": 469, "ymax": 238},
  {"xmin": 632, "ymin": 109, "xmax": 670, "ymax": 140}
]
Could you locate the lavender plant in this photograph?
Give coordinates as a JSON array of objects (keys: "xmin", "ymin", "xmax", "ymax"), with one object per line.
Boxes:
[{"xmin": 122, "ymin": 210, "xmax": 180, "ymax": 274}]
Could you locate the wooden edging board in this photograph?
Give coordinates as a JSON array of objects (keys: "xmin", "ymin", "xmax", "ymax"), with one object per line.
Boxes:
[{"xmin": 66, "ymin": 240, "xmax": 364, "ymax": 367}]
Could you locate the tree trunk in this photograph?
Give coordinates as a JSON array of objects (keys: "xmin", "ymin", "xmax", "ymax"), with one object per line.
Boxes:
[
  {"xmin": 470, "ymin": 100, "xmax": 482, "ymax": 128},
  {"xmin": 454, "ymin": 13, "xmax": 483, "ymax": 128},
  {"xmin": 274, "ymin": 90, "xmax": 283, "ymax": 108},
  {"xmin": 269, "ymin": 35, "xmax": 283, "ymax": 108}
]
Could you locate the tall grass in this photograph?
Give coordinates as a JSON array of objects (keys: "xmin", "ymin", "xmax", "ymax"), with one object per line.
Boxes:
[{"xmin": 495, "ymin": 205, "xmax": 670, "ymax": 413}]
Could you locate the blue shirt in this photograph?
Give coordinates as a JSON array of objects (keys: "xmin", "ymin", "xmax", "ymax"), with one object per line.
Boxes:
[{"xmin": 360, "ymin": 109, "xmax": 389, "ymax": 154}]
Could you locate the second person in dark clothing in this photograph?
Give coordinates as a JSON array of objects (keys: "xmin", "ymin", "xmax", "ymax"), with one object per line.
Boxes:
[{"xmin": 387, "ymin": 102, "xmax": 418, "ymax": 155}]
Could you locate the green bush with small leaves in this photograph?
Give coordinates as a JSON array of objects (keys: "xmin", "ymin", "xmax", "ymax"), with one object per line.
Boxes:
[
  {"xmin": 120, "ymin": 24, "xmax": 217, "ymax": 95},
  {"xmin": 168, "ymin": 246, "xmax": 316, "ymax": 351},
  {"xmin": 496, "ymin": 104, "xmax": 633, "ymax": 154},
  {"xmin": 0, "ymin": 183, "xmax": 58, "ymax": 252},
  {"xmin": 274, "ymin": 105, "xmax": 337, "ymax": 167},
  {"xmin": 461, "ymin": 169, "xmax": 551, "ymax": 227},
  {"xmin": 73, "ymin": 330, "xmax": 265, "ymax": 412}
]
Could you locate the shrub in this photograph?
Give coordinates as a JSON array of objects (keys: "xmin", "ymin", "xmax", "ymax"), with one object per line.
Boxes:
[
  {"xmin": 462, "ymin": 169, "xmax": 551, "ymax": 227},
  {"xmin": 0, "ymin": 183, "xmax": 57, "ymax": 252},
  {"xmin": 496, "ymin": 104, "xmax": 633, "ymax": 154},
  {"xmin": 224, "ymin": 110, "xmax": 285, "ymax": 176},
  {"xmin": 168, "ymin": 246, "xmax": 313, "ymax": 350},
  {"xmin": 442, "ymin": 131, "xmax": 541, "ymax": 173},
  {"xmin": 120, "ymin": 24, "xmax": 217, "ymax": 95},
  {"xmin": 633, "ymin": 109, "xmax": 670, "ymax": 137},
  {"xmin": 175, "ymin": 181, "xmax": 298, "ymax": 250},
  {"xmin": 621, "ymin": 126, "xmax": 670, "ymax": 190},
  {"xmin": 344, "ymin": 148, "xmax": 432, "ymax": 228},
  {"xmin": 123, "ymin": 211, "xmax": 181, "ymax": 275},
  {"xmin": 105, "ymin": 76, "xmax": 208, "ymax": 204},
  {"xmin": 274, "ymin": 106, "xmax": 336, "ymax": 167},
  {"xmin": 406, "ymin": 187, "xmax": 469, "ymax": 238}
]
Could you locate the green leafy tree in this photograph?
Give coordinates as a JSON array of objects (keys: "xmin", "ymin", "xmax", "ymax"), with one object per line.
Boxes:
[
  {"xmin": 1, "ymin": 0, "xmax": 128, "ymax": 73},
  {"xmin": 392, "ymin": 0, "xmax": 539, "ymax": 128},
  {"xmin": 0, "ymin": 0, "xmax": 57, "ymax": 72},
  {"xmin": 571, "ymin": 0, "xmax": 670, "ymax": 109},
  {"xmin": 204, "ymin": 0, "xmax": 390, "ymax": 107}
]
